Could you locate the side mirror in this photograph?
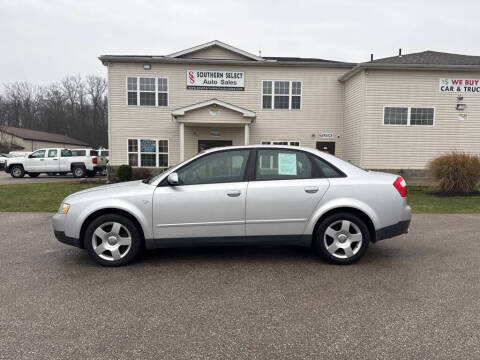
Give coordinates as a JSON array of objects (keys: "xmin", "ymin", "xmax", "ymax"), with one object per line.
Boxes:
[
  {"xmin": 167, "ymin": 172, "xmax": 179, "ymax": 185},
  {"xmin": 28, "ymin": 154, "xmax": 33, "ymax": 158}
]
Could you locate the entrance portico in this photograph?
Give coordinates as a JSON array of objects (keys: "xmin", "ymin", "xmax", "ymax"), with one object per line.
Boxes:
[{"xmin": 172, "ymin": 99, "xmax": 256, "ymax": 161}]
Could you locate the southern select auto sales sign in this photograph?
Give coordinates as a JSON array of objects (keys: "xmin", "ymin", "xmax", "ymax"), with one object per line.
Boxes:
[
  {"xmin": 187, "ymin": 70, "xmax": 244, "ymax": 91},
  {"xmin": 439, "ymin": 78, "xmax": 480, "ymax": 93}
]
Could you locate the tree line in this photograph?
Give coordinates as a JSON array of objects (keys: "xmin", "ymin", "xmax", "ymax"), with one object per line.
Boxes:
[{"xmin": 0, "ymin": 75, "xmax": 108, "ymax": 148}]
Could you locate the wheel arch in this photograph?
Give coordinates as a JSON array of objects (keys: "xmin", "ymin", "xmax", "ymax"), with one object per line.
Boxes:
[
  {"xmin": 79, "ymin": 208, "xmax": 146, "ymax": 249},
  {"xmin": 311, "ymin": 206, "xmax": 377, "ymax": 244}
]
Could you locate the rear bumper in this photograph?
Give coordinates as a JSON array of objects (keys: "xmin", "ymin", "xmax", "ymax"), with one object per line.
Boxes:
[{"xmin": 375, "ymin": 220, "xmax": 411, "ymax": 242}]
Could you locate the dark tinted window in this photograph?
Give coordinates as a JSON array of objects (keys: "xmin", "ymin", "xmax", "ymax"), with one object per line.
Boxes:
[
  {"xmin": 71, "ymin": 150, "xmax": 86, "ymax": 156},
  {"xmin": 61, "ymin": 149, "xmax": 72, "ymax": 157},
  {"xmin": 30, "ymin": 150, "xmax": 46, "ymax": 158},
  {"xmin": 90, "ymin": 150, "xmax": 99, "ymax": 156},
  {"xmin": 177, "ymin": 150, "xmax": 250, "ymax": 185},
  {"xmin": 312, "ymin": 156, "xmax": 344, "ymax": 178},
  {"xmin": 255, "ymin": 149, "xmax": 312, "ymax": 180}
]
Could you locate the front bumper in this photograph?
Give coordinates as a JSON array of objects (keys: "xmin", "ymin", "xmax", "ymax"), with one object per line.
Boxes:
[
  {"xmin": 375, "ymin": 219, "xmax": 411, "ymax": 242},
  {"xmin": 53, "ymin": 213, "xmax": 82, "ymax": 248}
]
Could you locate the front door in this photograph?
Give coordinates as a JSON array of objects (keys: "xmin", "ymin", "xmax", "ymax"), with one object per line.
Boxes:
[
  {"xmin": 316, "ymin": 142, "xmax": 335, "ymax": 155},
  {"xmin": 198, "ymin": 140, "xmax": 232, "ymax": 152},
  {"xmin": 246, "ymin": 148, "xmax": 329, "ymax": 237},
  {"xmin": 153, "ymin": 149, "xmax": 251, "ymax": 242},
  {"xmin": 25, "ymin": 149, "xmax": 46, "ymax": 171}
]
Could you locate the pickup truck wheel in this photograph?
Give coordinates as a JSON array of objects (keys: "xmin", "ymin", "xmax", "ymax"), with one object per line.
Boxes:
[
  {"xmin": 72, "ymin": 166, "xmax": 86, "ymax": 178},
  {"xmin": 47, "ymin": 172, "xmax": 57, "ymax": 176},
  {"xmin": 313, "ymin": 212, "xmax": 370, "ymax": 265},
  {"xmin": 10, "ymin": 165, "xmax": 25, "ymax": 178},
  {"xmin": 84, "ymin": 214, "xmax": 142, "ymax": 266},
  {"xmin": 28, "ymin": 173, "xmax": 40, "ymax": 178}
]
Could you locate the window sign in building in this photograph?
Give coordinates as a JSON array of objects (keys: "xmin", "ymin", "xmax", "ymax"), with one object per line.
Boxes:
[
  {"xmin": 439, "ymin": 78, "xmax": 480, "ymax": 93},
  {"xmin": 187, "ymin": 70, "xmax": 244, "ymax": 90}
]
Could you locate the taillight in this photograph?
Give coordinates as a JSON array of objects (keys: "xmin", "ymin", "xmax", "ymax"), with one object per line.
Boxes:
[
  {"xmin": 393, "ymin": 176, "xmax": 407, "ymax": 197},
  {"xmin": 92, "ymin": 157, "xmax": 97, "ymax": 164}
]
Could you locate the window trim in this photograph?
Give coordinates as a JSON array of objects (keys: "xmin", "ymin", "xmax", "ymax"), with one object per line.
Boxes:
[
  {"xmin": 260, "ymin": 140, "xmax": 301, "ymax": 146},
  {"xmin": 126, "ymin": 76, "xmax": 169, "ymax": 107},
  {"xmin": 127, "ymin": 138, "xmax": 169, "ymax": 168},
  {"xmin": 383, "ymin": 105, "xmax": 435, "ymax": 127},
  {"xmin": 262, "ymin": 80, "xmax": 302, "ymax": 110}
]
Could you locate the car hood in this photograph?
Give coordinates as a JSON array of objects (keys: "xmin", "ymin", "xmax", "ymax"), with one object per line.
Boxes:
[{"xmin": 65, "ymin": 180, "xmax": 150, "ymax": 201}]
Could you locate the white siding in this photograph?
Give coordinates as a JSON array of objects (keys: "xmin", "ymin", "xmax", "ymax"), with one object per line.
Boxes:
[
  {"xmin": 362, "ymin": 69, "xmax": 480, "ymax": 169},
  {"xmin": 343, "ymin": 71, "xmax": 365, "ymax": 165}
]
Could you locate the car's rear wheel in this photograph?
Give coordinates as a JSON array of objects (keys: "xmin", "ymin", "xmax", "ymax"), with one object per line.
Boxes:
[
  {"xmin": 84, "ymin": 214, "xmax": 142, "ymax": 266},
  {"xmin": 313, "ymin": 212, "xmax": 370, "ymax": 265},
  {"xmin": 10, "ymin": 165, "xmax": 25, "ymax": 178},
  {"xmin": 72, "ymin": 166, "xmax": 86, "ymax": 178}
]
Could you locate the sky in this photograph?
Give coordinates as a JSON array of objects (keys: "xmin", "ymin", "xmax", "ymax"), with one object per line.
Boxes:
[{"xmin": 1, "ymin": 0, "xmax": 480, "ymax": 85}]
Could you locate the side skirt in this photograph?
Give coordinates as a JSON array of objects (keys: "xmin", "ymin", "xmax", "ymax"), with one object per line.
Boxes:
[{"xmin": 145, "ymin": 234, "xmax": 312, "ymax": 250}]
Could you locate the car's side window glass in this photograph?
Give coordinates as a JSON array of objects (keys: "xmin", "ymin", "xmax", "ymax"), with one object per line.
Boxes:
[
  {"xmin": 48, "ymin": 150, "xmax": 58, "ymax": 157},
  {"xmin": 90, "ymin": 150, "xmax": 98, "ymax": 156},
  {"xmin": 61, "ymin": 150, "xmax": 72, "ymax": 157},
  {"xmin": 312, "ymin": 156, "xmax": 344, "ymax": 178},
  {"xmin": 30, "ymin": 150, "xmax": 46, "ymax": 158},
  {"xmin": 255, "ymin": 149, "xmax": 312, "ymax": 180},
  {"xmin": 71, "ymin": 150, "xmax": 85, "ymax": 156},
  {"xmin": 177, "ymin": 150, "xmax": 250, "ymax": 185}
]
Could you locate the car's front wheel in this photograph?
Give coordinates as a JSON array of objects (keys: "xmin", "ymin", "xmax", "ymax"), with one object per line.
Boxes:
[
  {"xmin": 84, "ymin": 214, "xmax": 142, "ymax": 266},
  {"xmin": 313, "ymin": 212, "xmax": 370, "ymax": 265}
]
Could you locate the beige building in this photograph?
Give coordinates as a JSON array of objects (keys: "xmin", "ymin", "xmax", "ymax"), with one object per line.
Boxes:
[
  {"xmin": 100, "ymin": 41, "xmax": 480, "ymax": 173},
  {"xmin": 0, "ymin": 126, "xmax": 89, "ymax": 152}
]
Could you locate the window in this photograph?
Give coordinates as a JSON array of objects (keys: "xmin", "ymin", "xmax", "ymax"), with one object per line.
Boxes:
[
  {"xmin": 262, "ymin": 80, "xmax": 302, "ymax": 110},
  {"xmin": 61, "ymin": 149, "xmax": 72, "ymax": 157},
  {"xmin": 311, "ymin": 156, "xmax": 344, "ymax": 178},
  {"xmin": 101, "ymin": 150, "xmax": 109, "ymax": 157},
  {"xmin": 255, "ymin": 149, "xmax": 313, "ymax": 181},
  {"xmin": 48, "ymin": 149, "xmax": 58, "ymax": 157},
  {"xmin": 89, "ymin": 150, "xmax": 99, "ymax": 156},
  {"xmin": 177, "ymin": 150, "xmax": 250, "ymax": 186},
  {"xmin": 71, "ymin": 150, "xmax": 86, "ymax": 156},
  {"xmin": 127, "ymin": 139, "xmax": 169, "ymax": 168},
  {"xmin": 127, "ymin": 77, "xmax": 168, "ymax": 107},
  {"xmin": 261, "ymin": 141, "xmax": 300, "ymax": 146},
  {"xmin": 384, "ymin": 106, "xmax": 434, "ymax": 126},
  {"xmin": 30, "ymin": 150, "xmax": 45, "ymax": 158}
]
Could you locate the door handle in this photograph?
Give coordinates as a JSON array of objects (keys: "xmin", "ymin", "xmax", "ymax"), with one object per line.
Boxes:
[
  {"xmin": 226, "ymin": 190, "xmax": 241, "ymax": 197},
  {"xmin": 304, "ymin": 186, "xmax": 319, "ymax": 194},
  {"xmin": 39, "ymin": 159, "xmax": 45, "ymax": 161},
  {"xmin": 52, "ymin": 158, "xmax": 58, "ymax": 161}
]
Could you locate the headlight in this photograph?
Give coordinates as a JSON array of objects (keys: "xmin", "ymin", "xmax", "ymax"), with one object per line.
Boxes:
[{"xmin": 59, "ymin": 203, "xmax": 70, "ymax": 214}]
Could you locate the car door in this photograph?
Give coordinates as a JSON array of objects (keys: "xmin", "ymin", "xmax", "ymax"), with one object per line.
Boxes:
[
  {"xmin": 44, "ymin": 149, "xmax": 60, "ymax": 171},
  {"xmin": 245, "ymin": 148, "xmax": 330, "ymax": 237},
  {"xmin": 152, "ymin": 149, "xmax": 251, "ymax": 242},
  {"xmin": 59, "ymin": 149, "xmax": 72, "ymax": 171},
  {"xmin": 25, "ymin": 150, "xmax": 46, "ymax": 171}
]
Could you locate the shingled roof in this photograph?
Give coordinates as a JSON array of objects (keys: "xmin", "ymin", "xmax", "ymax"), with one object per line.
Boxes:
[
  {"xmin": 371, "ymin": 51, "xmax": 480, "ymax": 66},
  {"xmin": 0, "ymin": 126, "xmax": 89, "ymax": 147}
]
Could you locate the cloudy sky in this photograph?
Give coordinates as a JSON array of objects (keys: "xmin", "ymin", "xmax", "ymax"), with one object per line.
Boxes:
[{"xmin": 1, "ymin": 0, "xmax": 479, "ymax": 84}]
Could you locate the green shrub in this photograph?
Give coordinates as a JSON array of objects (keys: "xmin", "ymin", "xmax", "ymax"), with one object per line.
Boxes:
[
  {"xmin": 117, "ymin": 165, "xmax": 133, "ymax": 182},
  {"xmin": 428, "ymin": 153, "xmax": 480, "ymax": 194}
]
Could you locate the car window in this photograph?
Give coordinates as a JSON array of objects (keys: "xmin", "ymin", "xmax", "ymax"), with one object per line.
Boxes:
[
  {"xmin": 61, "ymin": 149, "xmax": 72, "ymax": 157},
  {"xmin": 90, "ymin": 150, "xmax": 99, "ymax": 156},
  {"xmin": 177, "ymin": 150, "xmax": 250, "ymax": 185},
  {"xmin": 48, "ymin": 149, "xmax": 58, "ymax": 157},
  {"xmin": 101, "ymin": 150, "xmax": 109, "ymax": 156},
  {"xmin": 30, "ymin": 150, "xmax": 46, "ymax": 158},
  {"xmin": 71, "ymin": 150, "xmax": 85, "ymax": 156},
  {"xmin": 255, "ymin": 149, "xmax": 312, "ymax": 181},
  {"xmin": 311, "ymin": 156, "xmax": 345, "ymax": 178}
]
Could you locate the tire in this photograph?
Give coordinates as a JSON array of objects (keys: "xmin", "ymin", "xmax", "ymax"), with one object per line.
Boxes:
[
  {"xmin": 84, "ymin": 214, "xmax": 142, "ymax": 267},
  {"xmin": 72, "ymin": 166, "xmax": 86, "ymax": 178},
  {"xmin": 313, "ymin": 212, "xmax": 370, "ymax": 265},
  {"xmin": 10, "ymin": 165, "xmax": 25, "ymax": 178},
  {"xmin": 47, "ymin": 172, "xmax": 57, "ymax": 176},
  {"xmin": 59, "ymin": 172, "xmax": 68, "ymax": 176},
  {"xmin": 28, "ymin": 173, "xmax": 40, "ymax": 178}
]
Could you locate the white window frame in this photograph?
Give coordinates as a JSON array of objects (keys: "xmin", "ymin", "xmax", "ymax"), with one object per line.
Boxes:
[
  {"xmin": 383, "ymin": 106, "xmax": 435, "ymax": 126},
  {"xmin": 262, "ymin": 80, "xmax": 302, "ymax": 110},
  {"xmin": 261, "ymin": 140, "xmax": 301, "ymax": 146},
  {"xmin": 127, "ymin": 139, "xmax": 169, "ymax": 168},
  {"xmin": 126, "ymin": 77, "xmax": 169, "ymax": 107}
]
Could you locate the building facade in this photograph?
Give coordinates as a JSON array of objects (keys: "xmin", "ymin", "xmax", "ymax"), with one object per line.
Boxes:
[{"xmin": 100, "ymin": 41, "xmax": 480, "ymax": 175}]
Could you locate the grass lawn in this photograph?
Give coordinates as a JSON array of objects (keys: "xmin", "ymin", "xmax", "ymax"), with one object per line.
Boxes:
[
  {"xmin": 0, "ymin": 182, "xmax": 100, "ymax": 212},
  {"xmin": 408, "ymin": 186, "xmax": 480, "ymax": 213},
  {"xmin": 0, "ymin": 182, "xmax": 479, "ymax": 214}
]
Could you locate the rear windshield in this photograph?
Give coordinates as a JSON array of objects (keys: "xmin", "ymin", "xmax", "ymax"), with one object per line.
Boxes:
[
  {"xmin": 90, "ymin": 150, "xmax": 99, "ymax": 156},
  {"xmin": 71, "ymin": 150, "xmax": 86, "ymax": 156}
]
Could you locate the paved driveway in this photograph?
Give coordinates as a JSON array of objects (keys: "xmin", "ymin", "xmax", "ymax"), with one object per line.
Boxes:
[
  {"xmin": 0, "ymin": 170, "xmax": 104, "ymax": 184},
  {"xmin": 0, "ymin": 213, "xmax": 479, "ymax": 359}
]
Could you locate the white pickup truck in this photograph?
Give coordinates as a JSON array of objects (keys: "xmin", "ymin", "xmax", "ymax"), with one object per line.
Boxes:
[{"xmin": 4, "ymin": 148, "xmax": 107, "ymax": 178}]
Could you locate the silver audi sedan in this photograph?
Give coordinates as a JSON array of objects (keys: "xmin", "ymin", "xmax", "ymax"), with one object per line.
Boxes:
[{"xmin": 53, "ymin": 145, "xmax": 411, "ymax": 266}]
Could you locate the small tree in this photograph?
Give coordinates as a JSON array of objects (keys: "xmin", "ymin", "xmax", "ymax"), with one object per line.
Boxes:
[
  {"xmin": 428, "ymin": 153, "xmax": 480, "ymax": 194},
  {"xmin": 117, "ymin": 165, "xmax": 133, "ymax": 182}
]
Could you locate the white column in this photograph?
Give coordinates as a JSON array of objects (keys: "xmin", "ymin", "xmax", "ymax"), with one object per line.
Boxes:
[
  {"xmin": 179, "ymin": 122, "xmax": 185, "ymax": 161},
  {"xmin": 244, "ymin": 124, "xmax": 249, "ymax": 145}
]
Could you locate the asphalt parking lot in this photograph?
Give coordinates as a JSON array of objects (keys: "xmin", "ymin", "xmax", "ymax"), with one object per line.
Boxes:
[
  {"xmin": 1, "ymin": 213, "xmax": 479, "ymax": 359},
  {"xmin": 0, "ymin": 170, "xmax": 104, "ymax": 184}
]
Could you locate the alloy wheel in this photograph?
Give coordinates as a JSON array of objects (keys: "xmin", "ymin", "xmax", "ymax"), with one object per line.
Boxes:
[
  {"xmin": 323, "ymin": 219, "xmax": 363, "ymax": 259},
  {"xmin": 91, "ymin": 222, "xmax": 132, "ymax": 261}
]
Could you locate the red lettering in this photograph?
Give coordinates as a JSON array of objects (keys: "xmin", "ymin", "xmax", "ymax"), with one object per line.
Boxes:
[{"xmin": 451, "ymin": 79, "xmax": 462, "ymax": 85}]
